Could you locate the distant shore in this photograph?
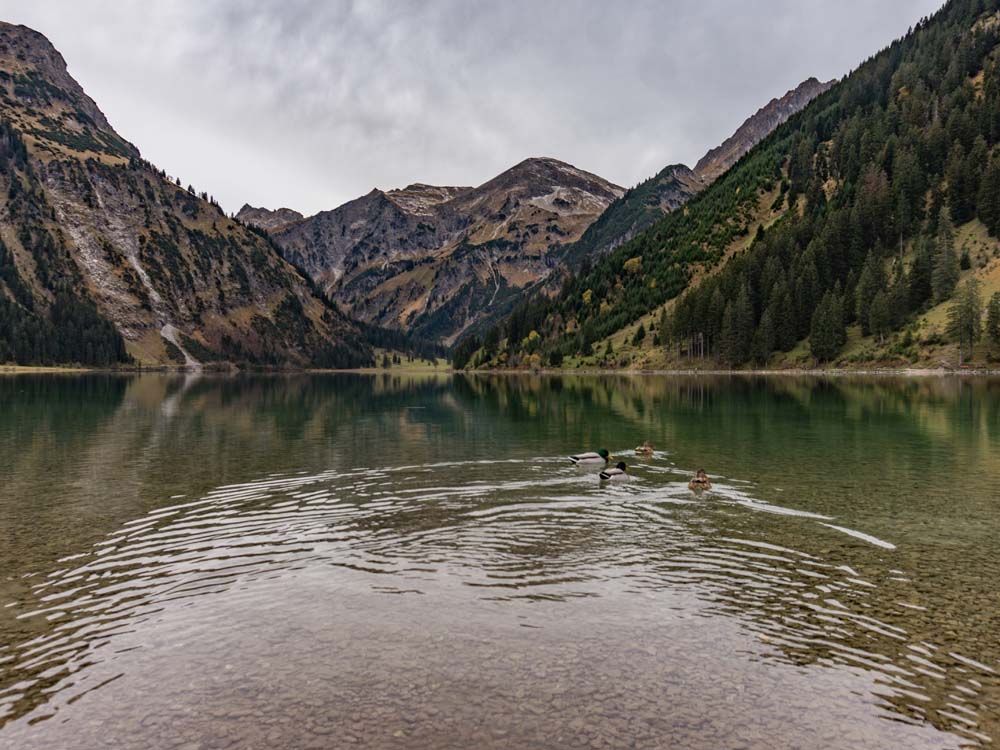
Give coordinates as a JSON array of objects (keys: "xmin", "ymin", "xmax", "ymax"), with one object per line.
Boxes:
[{"xmin": 4, "ymin": 363, "xmax": 1000, "ymax": 377}]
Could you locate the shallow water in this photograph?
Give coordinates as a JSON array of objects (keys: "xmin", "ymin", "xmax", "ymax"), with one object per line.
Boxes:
[{"xmin": 0, "ymin": 373, "xmax": 998, "ymax": 749}]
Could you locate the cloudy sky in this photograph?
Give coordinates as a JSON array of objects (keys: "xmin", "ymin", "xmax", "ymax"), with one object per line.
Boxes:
[{"xmin": 7, "ymin": 1, "xmax": 943, "ymax": 215}]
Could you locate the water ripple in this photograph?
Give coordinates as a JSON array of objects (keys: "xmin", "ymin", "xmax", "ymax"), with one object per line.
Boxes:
[{"xmin": 0, "ymin": 455, "xmax": 996, "ymax": 747}]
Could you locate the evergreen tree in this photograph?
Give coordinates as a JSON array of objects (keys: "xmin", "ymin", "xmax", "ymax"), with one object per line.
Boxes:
[
  {"xmin": 632, "ymin": 323, "xmax": 646, "ymax": 346},
  {"xmin": 909, "ymin": 236, "xmax": 934, "ymax": 311},
  {"xmin": 752, "ymin": 308, "xmax": 776, "ymax": 365},
  {"xmin": 888, "ymin": 265, "xmax": 910, "ymax": 329},
  {"xmin": 809, "ymin": 291, "xmax": 844, "ymax": 362},
  {"xmin": 932, "ymin": 208, "xmax": 959, "ymax": 303},
  {"xmin": 855, "ymin": 251, "xmax": 884, "ymax": 334},
  {"xmin": 986, "ymin": 292, "xmax": 1000, "ymax": 349},
  {"xmin": 483, "ymin": 326, "xmax": 500, "ymax": 356},
  {"xmin": 960, "ymin": 248, "xmax": 972, "ymax": 270},
  {"xmin": 776, "ymin": 287, "xmax": 797, "ymax": 351},
  {"xmin": 719, "ymin": 303, "xmax": 738, "ymax": 366},
  {"xmin": 946, "ymin": 278, "xmax": 982, "ymax": 364},
  {"xmin": 718, "ymin": 286, "xmax": 756, "ymax": 366},
  {"xmin": 869, "ymin": 290, "xmax": 891, "ymax": 344},
  {"xmin": 977, "ymin": 156, "xmax": 1000, "ymax": 236}
]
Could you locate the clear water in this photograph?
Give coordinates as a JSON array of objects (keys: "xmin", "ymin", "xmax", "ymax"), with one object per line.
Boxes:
[{"xmin": 0, "ymin": 373, "xmax": 998, "ymax": 749}]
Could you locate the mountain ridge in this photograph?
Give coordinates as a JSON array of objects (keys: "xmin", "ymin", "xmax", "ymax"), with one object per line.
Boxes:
[
  {"xmin": 466, "ymin": 0, "xmax": 1000, "ymax": 374},
  {"xmin": 559, "ymin": 77, "xmax": 835, "ymax": 269},
  {"xmin": 0, "ymin": 21, "xmax": 371, "ymax": 368},
  {"xmin": 247, "ymin": 74, "xmax": 830, "ymax": 348},
  {"xmin": 249, "ymin": 156, "xmax": 623, "ymax": 343}
]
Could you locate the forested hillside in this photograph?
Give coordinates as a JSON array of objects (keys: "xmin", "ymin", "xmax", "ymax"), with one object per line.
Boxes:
[{"xmin": 461, "ymin": 0, "xmax": 1000, "ymax": 370}]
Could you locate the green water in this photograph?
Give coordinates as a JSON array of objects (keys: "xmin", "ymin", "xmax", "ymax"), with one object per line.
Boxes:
[{"xmin": 0, "ymin": 373, "xmax": 998, "ymax": 749}]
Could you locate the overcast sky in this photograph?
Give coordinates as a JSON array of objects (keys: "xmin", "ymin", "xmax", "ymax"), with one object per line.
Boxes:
[{"xmin": 7, "ymin": 1, "xmax": 943, "ymax": 216}]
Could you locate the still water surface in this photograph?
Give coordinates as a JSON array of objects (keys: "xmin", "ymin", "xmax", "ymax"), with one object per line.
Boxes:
[{"xmin": 0, "ymin": 373, "xmax": 998, "ymax": 749}]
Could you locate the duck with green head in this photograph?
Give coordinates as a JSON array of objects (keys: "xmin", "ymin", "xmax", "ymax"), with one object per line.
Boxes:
[
  {"xmin": 569, "ymin": 449, "xmax": 610, "ymax": 464},
  {"xmin": 600, "ymin": 461, "xmax": 628, "ymax": 481}
]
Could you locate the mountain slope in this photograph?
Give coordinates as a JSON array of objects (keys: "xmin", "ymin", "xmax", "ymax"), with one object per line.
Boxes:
[
  {"xmin": 560, "ymin": 78, "xmax": 834, "ymax": 269},
  {"xmin": 0, "ymin": 22, "xmax": 371, "ymax": 367},
  {"xmin": 258, "ymin": 157, "xmax": 623, "ymax": 343},
  {"xmin": 693, "ymin": 77, "xmax": 835, "ymax": 182},
  {"xmin": 473, "ymin": 0, "xmax": 1000, "ymax": 373}
]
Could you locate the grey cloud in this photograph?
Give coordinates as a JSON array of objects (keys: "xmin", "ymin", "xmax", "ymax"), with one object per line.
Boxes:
[{"xmin": 6, "ymin": 1, "xmax": 944, "ymax": 214}]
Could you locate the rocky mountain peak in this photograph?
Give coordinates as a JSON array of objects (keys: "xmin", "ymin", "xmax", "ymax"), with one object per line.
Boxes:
[
  {"xmin": 385, "ymin": 183, "xmax": 472, "ymax": 215},
  {"xmin": 265, "ymin": 156, "xmax": 623, "ymax": 342},
  {"xmin": 0, "ymin": 22, "xmax": 135, "ymax": 159},
  {"xmin": 235, "ymin": 204, "xmax": 305, "ymax": 232}
]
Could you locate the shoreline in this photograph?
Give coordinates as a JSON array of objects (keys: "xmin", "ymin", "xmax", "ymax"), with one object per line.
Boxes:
[{"xmin": 3, "ymin": 364, "xmax": 1000, "ymax": 377}]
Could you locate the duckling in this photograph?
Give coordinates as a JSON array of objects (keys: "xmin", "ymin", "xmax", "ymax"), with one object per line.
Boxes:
[
  {"xmin": 600, "ymin": 461, "xmax": 628, "ymax": 481},
  {"xmin": 635, "ymin": 441, "xmax": 654, "ymax": 456},
  {"xmin": 688, "ymin": 469, "xmax": 712, "ymax": 492},
  {"xmin": 570, "ymin": 449, "xmax": 610, "ymax": 464}
]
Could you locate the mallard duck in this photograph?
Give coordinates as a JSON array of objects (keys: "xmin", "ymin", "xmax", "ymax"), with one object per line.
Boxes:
[
  {"xmin": 635, "ymin": 441, "xmax": 654, "ymax": 456},
  {"xmin": 688, "ymin": 469, "xmax": 712, "ymax": 492},
  {"xmin": 600, "ymin": 461, "xmax": 628, "ymax": 481},
  {"xmin": 570, "ymin": 449, "xmax": 610, "ymax": 464}
]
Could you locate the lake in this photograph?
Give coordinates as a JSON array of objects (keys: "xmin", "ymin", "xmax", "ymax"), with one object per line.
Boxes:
[{"xmin": 0, "ymin": 373, "xmax": 998, "ymax": 749}]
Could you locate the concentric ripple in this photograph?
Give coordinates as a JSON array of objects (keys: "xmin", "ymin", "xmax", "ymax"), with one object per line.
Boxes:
[{"xmin": 1, "ymin": 451, "xmax": 996, "ymax": 749}]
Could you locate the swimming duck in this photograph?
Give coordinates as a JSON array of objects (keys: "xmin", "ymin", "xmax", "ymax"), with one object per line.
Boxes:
[
  {"xmin": 635, "ymin": 441, "xmax": 654, "ymax": 456},
  {"xmin": 688, "ymin": 469, "xmax": 712, "ymax": 492},
  {"xmin": 600, "ymin": 462, "xmax": 628, "ymax": 481},
  {"xmin": 570, "ymin": 449, "xmax": 610, "ymax": 464}
]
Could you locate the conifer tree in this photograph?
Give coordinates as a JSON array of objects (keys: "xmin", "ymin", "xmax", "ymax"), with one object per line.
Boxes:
[
  {"xmin": 731, "ymin": 286, "xmax": 755, "ymax": 365},
  {"xmin": 977, "ymin": 157, "xmax": 1000, "ymax": 236},
  {"xmin": 888, "ymin": 265, "xmax": 910, "ymax": 329},
  {"xmin": 869, "ymin": 290, "xmax": 891, "ymax": 344},
  {"xmin": 777, "ymin": 288, "xmax": 797, "ymax": 351},
  {"xmin": 855, "ymin": 251, "xmax": 884, "ymax": 334},
  {"xmin": 986, "ymin": 292, "xmax": 1000, "ymax": 349},
  {"xmin": 909, "ymin": 236, "xmax": 934, "ymax": 311},
  {"xmin": 720, "ymin": 303, "xmax": 738, "ymax": 366},
  {"xmin": 810, "ymin": 291, "xmax": 845, "ymax": 362},
  {"xmin": 752, "ymin": 308, "xmax": 776, "ymax": 365},
  {"xmin": 946, "ymin": 278, "xmax": 982, "ymax": 364},
  {"xmin": 932, "ymin": 208, "xmax": 959, "ymax": 303}
]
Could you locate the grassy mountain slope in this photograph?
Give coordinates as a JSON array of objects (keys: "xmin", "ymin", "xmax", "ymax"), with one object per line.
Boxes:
[
  {"xmin": 465, "ymin": 0, "xmax": 1000, "ymax": 371},
  {"xmin": 0, "ymin": 22, "xmax": 371, "ymax": 368},
  {"xmin": 559, "ymin": 78, "xmax": 834, "ymax": 272}
]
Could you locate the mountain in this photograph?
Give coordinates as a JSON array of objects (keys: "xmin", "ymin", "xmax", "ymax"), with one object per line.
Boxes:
[
  {"xmin": 259, "ymin": 157, "xmax": 623, "ymax": 343},
  {"xmin": 472, "ymin": 0, "xmax": 1000, "ymax": 371},
  {"xmin": 0, "ymin": 22, "xmax": 371, "ymax": 368},
  {"xmin": 560, "ymin": 78, "xmax": 834, "ymax": 268},
  {"xmin": 255, "ymin": 80, "xmax": 830, "ymax": 346}
]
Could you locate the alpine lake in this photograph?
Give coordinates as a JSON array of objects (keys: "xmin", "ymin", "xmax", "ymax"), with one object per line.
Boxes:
[{"xmin": 0, "ymin": 372, "xmax": 998, "ymax": 750}]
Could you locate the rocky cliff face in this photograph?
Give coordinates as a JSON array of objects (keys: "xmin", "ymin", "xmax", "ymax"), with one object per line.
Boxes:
[
  {"xmin": 265, "ymin": 157, "xmax": 622, "ymax": 343},
  {"xmin": 236, "ymin": 204, "xmax": 304, "ymax": 232},
  {"xmin": 0, "ymin": 22, "xmax": 370, "ymax": 367}
]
